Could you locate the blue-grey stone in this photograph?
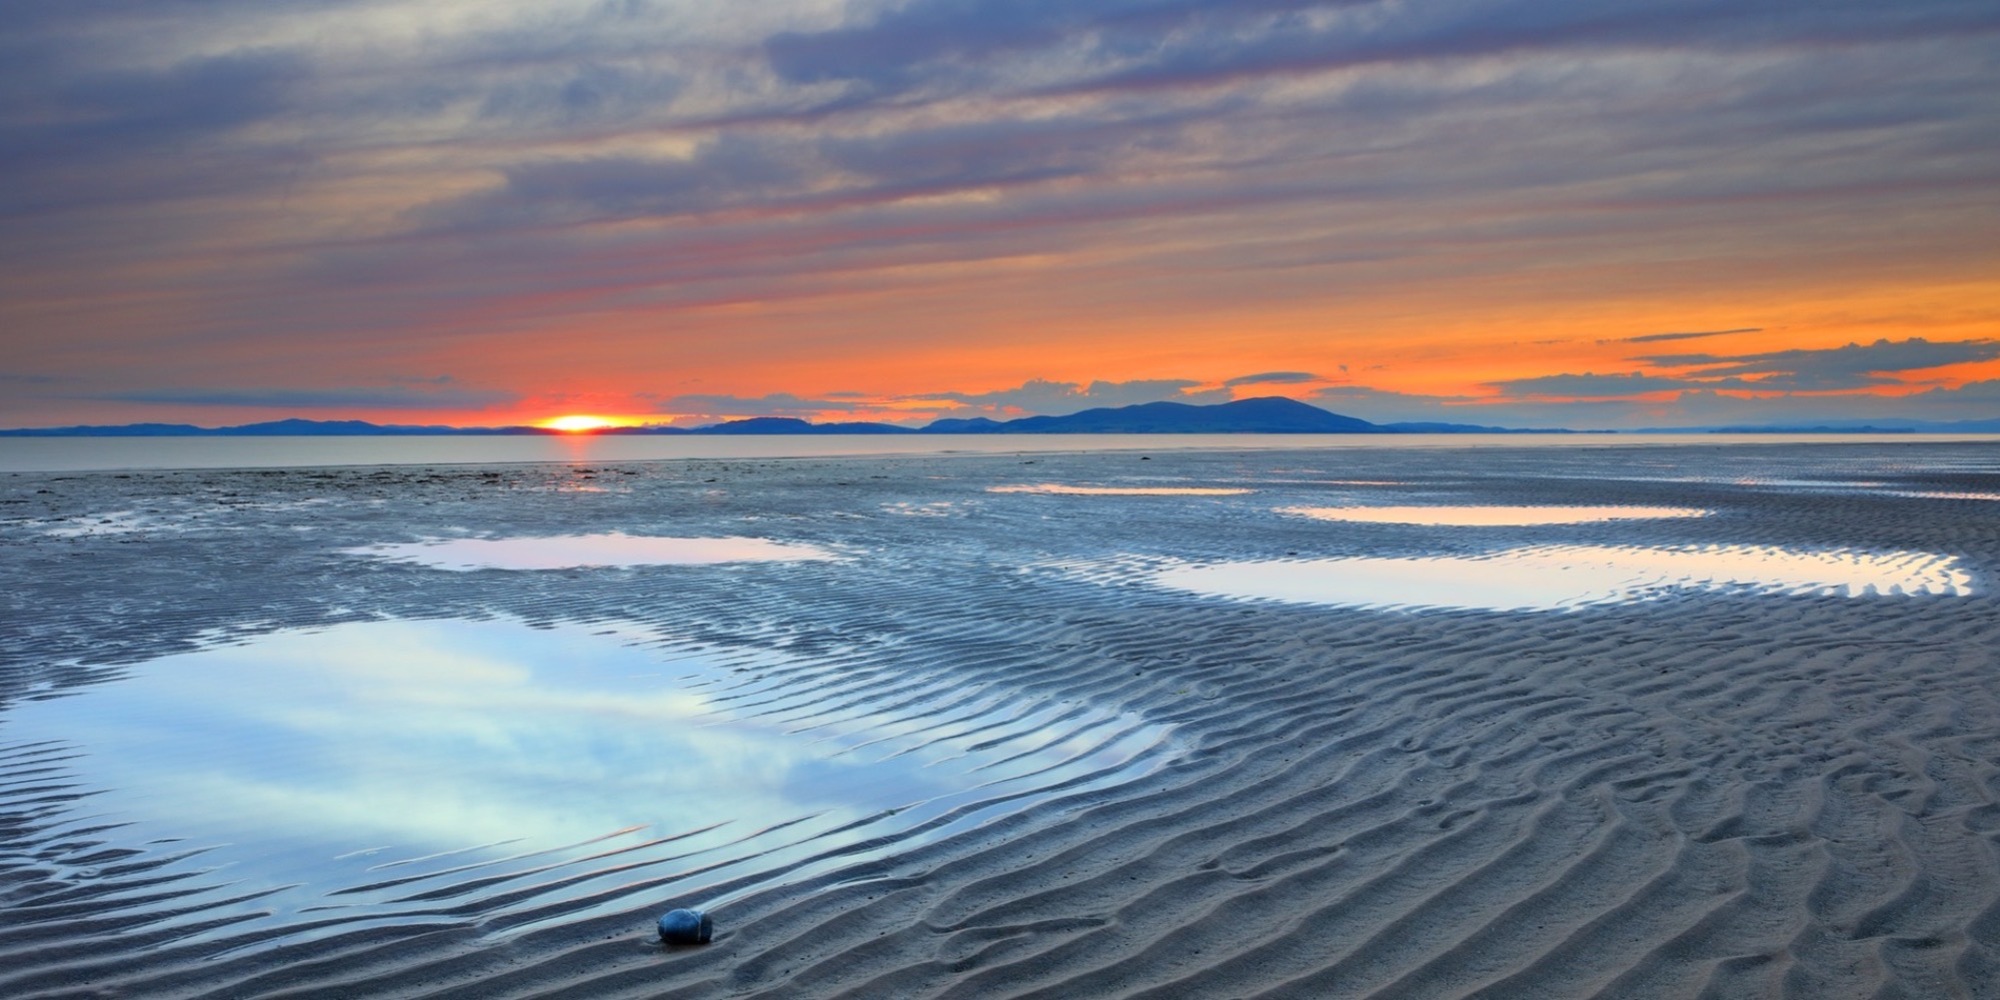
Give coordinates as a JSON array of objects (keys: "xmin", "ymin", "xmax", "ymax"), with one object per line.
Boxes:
[{"xmin": 657, "ymin": 907, "xmax": 713, "ymax": 944}]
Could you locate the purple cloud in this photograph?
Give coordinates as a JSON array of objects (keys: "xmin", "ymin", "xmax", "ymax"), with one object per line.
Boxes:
[{"xmin": 1638, "ymin": 337, "xmax": 2000, "ymax": 390}]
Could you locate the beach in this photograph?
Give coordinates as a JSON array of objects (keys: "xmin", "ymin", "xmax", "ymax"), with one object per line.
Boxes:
[{"xmin": 3, "ymin": 440, "xmax": 1998, "ymax": 998}]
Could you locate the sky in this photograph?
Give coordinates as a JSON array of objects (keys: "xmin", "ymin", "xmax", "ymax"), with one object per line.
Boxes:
[{"xmin": 3, "ymin": 0, "xmax": 1997, "ymax": 430}]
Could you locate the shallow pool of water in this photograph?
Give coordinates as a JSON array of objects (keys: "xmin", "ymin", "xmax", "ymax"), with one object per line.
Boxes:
[
  {"xmin": 1153, "ymin": 543, "xmax": 1975, "ymax": 611},
  {"xmin": 1279, "ymin": 505, "xmax": 1709, "ymax": 526},
  {"xmin": 345, "ymin": 532, "xmax": 839, "ymax": 570},
  {"xmin": 4, "ymin": 618, "xmax": 1170, "ymax": 950}
]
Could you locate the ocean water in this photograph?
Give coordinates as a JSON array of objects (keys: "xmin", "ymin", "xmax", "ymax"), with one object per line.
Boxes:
[{"xmin": 4, "ymin": 432, "xmax": 1991, "ymax": 473}]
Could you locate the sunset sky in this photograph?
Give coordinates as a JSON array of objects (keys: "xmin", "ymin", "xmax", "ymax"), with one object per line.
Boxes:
[{"xmin": 3, "ymin": 0, "xmax": 1997, "ymax": 430}]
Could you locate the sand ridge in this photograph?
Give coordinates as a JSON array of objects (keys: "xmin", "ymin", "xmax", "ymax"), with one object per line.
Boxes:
[{"xmin": 2, "ymin": 442, "xmax": 1999, "ymax": 998}]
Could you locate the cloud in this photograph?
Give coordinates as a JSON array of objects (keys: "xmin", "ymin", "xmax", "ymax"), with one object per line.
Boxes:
[
  {"xmin": 419, "ymin": 134, "xmax": 813, "ymax": 230},
  {"xmin": 1311, "ymin": 384, "xmax": 1478, "ymax": 422},
  {"xmin": 414, "ymin": 99, "xmax": 1223, "ymax": 240},
  {"xmin": 1484, "ymin": 371, "xmax": 1740, "ymax": 398},
  {"xmin": 475, "ymin": 62, "xmax": 684, "ymax": 127},
  {"xmin": 656, "ymin": 392, "xmax": 872, "ymax": 422},
  {"xmin": 7, "ymin": 1, "xmax": 2000, "ymax": 430},
  {"xmin": 763, "ymin": 0, "xmax": 2000, "ymax": 102},
  {"xmin": 1224, "ymin": 371, "xmax": 1323, "ymax": 387},
  {"xmin": 1613, "ymin": 328, "xmax": 1760, "ymax": 344},
  {"xmin": 1637, "ymin": 337, "xmax": 2000, "ymax": 390},
  {"xmin": 665, "ymin": 376, "xmax": 1309, "ymax": 424},
  {"xmin": 1312, "ymin": 376, "xmax": 2000, "ymax": 431},
  {"xmin": 96, "ymin": 383, "xmax": 520, "ymax": 411},
  {"xmin": 1484, "ymin": 338, "xmax": 2000, "ymax": 400},
  {"xmin": 0, "ymin": 48, "xmax": 312, "ymax": 218},
  {"xmin": 928, "ymin": 377, "xmax": 1232, "ymax": 416}
]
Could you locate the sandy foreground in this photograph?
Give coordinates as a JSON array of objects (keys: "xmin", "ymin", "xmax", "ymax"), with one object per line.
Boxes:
[{"xmin": 3, "ymin": 442, "xmax": 1998, "ymax": 998}]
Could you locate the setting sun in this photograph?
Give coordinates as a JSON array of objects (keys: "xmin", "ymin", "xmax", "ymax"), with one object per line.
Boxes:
[{"xmin": 540, "ymin": 414, "xmax": 623, "ymax": 433}]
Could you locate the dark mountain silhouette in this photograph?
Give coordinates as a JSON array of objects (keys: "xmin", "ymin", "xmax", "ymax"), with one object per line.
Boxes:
[
  {"xmin": 1, "ymin": 396, "xmax": 1557, "ymax": 435},
  {"xmin": 926, "ymin": 396, "xmax": 1382, "ymax": 433},
  {"xmin": 691, "ymin": 416, "xmax": 913, "ymax": 435},
  {"xmin": 923, "ymin": 416, "xmax": 1007, "ymax": 433}
]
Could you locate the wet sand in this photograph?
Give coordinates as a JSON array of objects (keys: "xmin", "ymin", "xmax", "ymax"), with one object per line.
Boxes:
[{"xmin": 3, "ymin": 442, "xmax": 1999, "ymax": 998}]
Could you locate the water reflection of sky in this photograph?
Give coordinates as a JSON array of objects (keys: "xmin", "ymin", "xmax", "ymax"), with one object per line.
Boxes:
[
  {"xmin": 1279, "ymin": 505, "xmax": 1708, "ymax": 526},
  {"xmin": 5, "ymin": 619, "xmax": 1170, "ymax": 950},
  {"xmin": 344, "ymin": 533, "xmax": 839, "ymax": 570},
  {"xmin": 990, "ymin": 484, "xmax": 1253, "ymax": 496},
  {"xmin": 1154, "ymin": 544, "xmax": 1975, "ymax": 612},
  {"xmin": 1886, "ymin": 491, "xmax": 2000, "ymax": 502}
]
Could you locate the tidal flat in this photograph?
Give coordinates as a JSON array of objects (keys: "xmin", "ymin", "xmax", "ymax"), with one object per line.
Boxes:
[{"xmin": 3, "ymin": 441, "xmax": 1998, "ymax": 998}]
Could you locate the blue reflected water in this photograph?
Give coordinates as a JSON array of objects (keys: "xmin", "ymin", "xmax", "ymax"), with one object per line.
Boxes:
[{"xmin": 4, "ymin": 618, "xmax": 1171, "ymax": 950}]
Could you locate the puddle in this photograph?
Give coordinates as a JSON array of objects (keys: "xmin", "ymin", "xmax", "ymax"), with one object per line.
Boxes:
[
  {"xmin": 345, "ymin": 532, "xmax": 838, "ymax": 570},
  {"xmin": 991, "ymin": 484, "xmax": 1253, "ymax": 496},
  {"xmin": 1279, "ymin": 505, "xmax": 1709, "ymax": 526},
  {"xmin": 1887, "ymin": 491, "xmax": 2000, "ymax": 502},
  {"xmin": 1152, "ymin": 543, "xmax": 1974, "ymax": 612},
  {"xmin": 4, "ymin": 618, "xmax": 1170, "ymax": 951}
]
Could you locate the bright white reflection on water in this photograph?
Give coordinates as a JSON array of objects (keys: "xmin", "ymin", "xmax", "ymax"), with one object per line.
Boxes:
[
  {"xmin": 991, "ymin": 484, "xmax": 1253, "ymax": 496},
  {"xmin": 1280, "ymin": 505, "xmax": 1709, "ymax": 526},
  {"xmin": 6, "ymin": 619, "xmax": 1168, "ymax": 946},
  {"xmin": 346, "ymin": 532, "xmax": 838, "ymax": 570},
  {"xmin": 1155, "ymin": 544, "xmax": 1975, "ymax": 611},
  {"xmin": 1889, "ymin": 491, "xmax": 2000, "ymax": 502}
]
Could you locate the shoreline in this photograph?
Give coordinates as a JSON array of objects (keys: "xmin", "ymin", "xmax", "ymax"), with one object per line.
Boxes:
[{"xmin": 3, "ymin": 431, "xmax": 1997, "ymax": 474}]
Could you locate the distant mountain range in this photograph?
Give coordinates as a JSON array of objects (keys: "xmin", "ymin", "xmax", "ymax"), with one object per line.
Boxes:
[
  {"xmin": 0, "ymin": 397, "xmax": 1561, "ymax": 436},
  {"xmin": 8, "ymin": 396, "xmax": 1992, "ymax": 437}
]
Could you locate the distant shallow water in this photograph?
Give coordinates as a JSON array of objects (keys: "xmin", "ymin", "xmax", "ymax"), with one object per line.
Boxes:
[
  {"xmin": 345, "ymin": 533, "xmax": 840, "ymax": 570},
  {"xmin": 1279, "ymin": 505, "xmax": 1709, "ymax": 526},
  {"xmin": 1153, "ymin": 543, "xmax": 1976, "ymax": 612},
  {"xmin": 7, "ymin": 432, "xmax": 1997, "ymax": 472},
  {"xmin": 3, "ymin": 618, "xmax": 1173, "ymax": 952}
]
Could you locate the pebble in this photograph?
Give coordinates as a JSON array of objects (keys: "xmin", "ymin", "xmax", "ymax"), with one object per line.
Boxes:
[{"xmin": 658, "ymin": 908, "xmax": 713, "ymax": 944}]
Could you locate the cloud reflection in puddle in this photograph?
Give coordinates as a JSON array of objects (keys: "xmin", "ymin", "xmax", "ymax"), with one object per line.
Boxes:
[
  {"xmin": 1154, "ymin": 543, "xmax": 1975, "ymax": 612},
  {"xmin": 6, "ymin": 618, "xmax": 1170, "ymax": 950},
  {"xmin": 344, "ymin": 532, "xmax": 839, "ymax": 570},
  {"xmin": 1280, "ymin": 505, "xmax": 1709, "ymax": 526}
]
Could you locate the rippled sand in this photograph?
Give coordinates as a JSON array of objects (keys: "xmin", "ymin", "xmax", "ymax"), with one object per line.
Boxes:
[{"xmin": 4, "ymin": 442, "xmax": 1999, "ymax": 998}]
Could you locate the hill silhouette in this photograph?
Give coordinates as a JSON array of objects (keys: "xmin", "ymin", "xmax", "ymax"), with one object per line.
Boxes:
[
  {"xmin": 0, "ymin": 396, "xmax": 1547, "ymax": 435},
  {"xmin": 926, "ymin": 396, "xmax": 1381, "ymax": 433}
]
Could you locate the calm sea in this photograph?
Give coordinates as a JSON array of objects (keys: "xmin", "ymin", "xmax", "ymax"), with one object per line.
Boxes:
[{"xmin": 3, "ymin": 433, "xmax": 1994, "ymax": 473}]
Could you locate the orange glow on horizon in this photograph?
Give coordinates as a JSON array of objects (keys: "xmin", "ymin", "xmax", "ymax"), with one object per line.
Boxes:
[{"xmin": 538, "ymin": 414, "xmax": 632, "ymax": 433}]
